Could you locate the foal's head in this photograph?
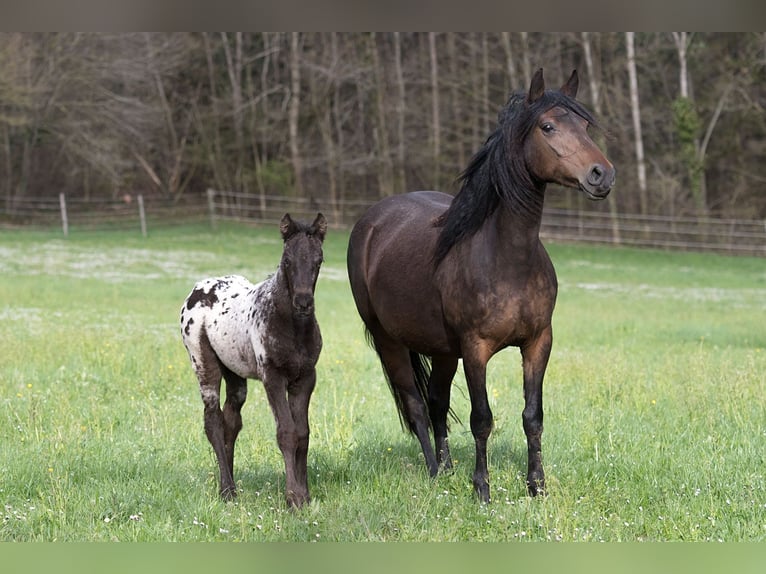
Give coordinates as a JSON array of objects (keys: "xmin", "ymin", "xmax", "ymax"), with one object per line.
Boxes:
[{"xmin": 279, "ymin": 212, "xmax": 327, "ymax": 317}]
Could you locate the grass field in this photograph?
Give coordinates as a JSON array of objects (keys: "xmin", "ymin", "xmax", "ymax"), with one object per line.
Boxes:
[{"xmin": 1, "ymin": 222, "xmax": 764, "ymax": 542}]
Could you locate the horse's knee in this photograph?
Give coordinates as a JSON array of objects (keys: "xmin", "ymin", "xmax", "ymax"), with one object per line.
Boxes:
[
  {"xmin": 276, "ymin": 427, "xmax": 299, "ymax": 453},
  {"xmin": 470, "ymin": 410, "xmax": 494, "ymax": 441},
  {"xmin": 522, "ymin": 408, "xmax": 544, "ymax": 437}
]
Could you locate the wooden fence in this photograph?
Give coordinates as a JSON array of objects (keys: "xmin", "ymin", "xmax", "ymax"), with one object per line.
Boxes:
[{"xmin": 2, "ymin": 190, "xmax": 764, "ymax": 257}]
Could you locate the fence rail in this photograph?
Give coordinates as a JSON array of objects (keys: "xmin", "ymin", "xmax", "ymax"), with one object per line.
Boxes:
[{"xmin": 2, "ymin": 190, "xmax": 764, "ymax": 256}]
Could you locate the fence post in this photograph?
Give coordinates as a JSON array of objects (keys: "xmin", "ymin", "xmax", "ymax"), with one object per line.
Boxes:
[
  {"xmin": 207, "ymin": 189, "xmax": 217, "ymax": 230},
  {"xmin": 137, "ymin": 194, "xmax": 147, "ymax": 237},
  {"xmin": 59, "ymin": 193, "xmax": 69, "ymax": 237}
]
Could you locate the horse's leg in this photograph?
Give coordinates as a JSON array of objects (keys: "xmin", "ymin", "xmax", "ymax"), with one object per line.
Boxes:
[
  {"xmin": 428, "ymin": 356, "xmax": 458, "ymax": 471},
  {"xmin": 287, "ymin": 369, "xmax": 317, "ymax": 507},
  {"xmin": 261, "ymin": 371, "xmax": 304, "ymax": 508},
  {"xmin": 372, "ymin": 330, "xmax": 439, "ymax": 476},
  {"xmin": 462, "ymin": 345, "xmax": 493, "ymax": 503},
  {"xmin": 521, "ymin": 326, "xmax": 552, "ymax": 496},
  {"xmin": 221, "ymin": 366, "xmax": 247, "ymax": 490}
]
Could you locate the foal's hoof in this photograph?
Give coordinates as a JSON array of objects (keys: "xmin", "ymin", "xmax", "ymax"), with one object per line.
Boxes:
[
  {"xmin": 220, "ymin": 486, "xmax": 238, "ymax": 501},
  {"xmin": 286, "ymin": 491, "xmax": 310, "ymax": 510},
  {"xmin": 526, "ymin": 477, "xmax": 546, "ymax": 497}
]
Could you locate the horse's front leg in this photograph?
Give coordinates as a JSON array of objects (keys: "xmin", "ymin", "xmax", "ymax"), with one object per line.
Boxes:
[
  {"xmin": 287, "ymin": 369, "xmax": 317, "ymax": 507},
  {"xmin": 462, "ymin": 346, "xmax": 493, "ymax": 503},
  {"xmin": 521, "ymin": 326, "xmax": 553, "ymax": 496}
]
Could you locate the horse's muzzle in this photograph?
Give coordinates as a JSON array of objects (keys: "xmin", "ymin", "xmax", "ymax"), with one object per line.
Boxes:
[{"xmin": 582, "ymin": 163, "xmax": 616, "ymax": 199}]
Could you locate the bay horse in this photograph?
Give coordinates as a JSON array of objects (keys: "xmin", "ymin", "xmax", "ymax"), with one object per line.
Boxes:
[
  {"xmin": 347, "ymin": 69, "xmax": 615, "ymax": 503},
  {"xmin": 180, "ymin": 213, "xmax": 326, "ymax": 508}
]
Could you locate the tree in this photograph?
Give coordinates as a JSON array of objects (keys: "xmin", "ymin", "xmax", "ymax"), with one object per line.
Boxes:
[{"xmin": 625, "ymin": 32, "xmax": 648, "ymax": 215}]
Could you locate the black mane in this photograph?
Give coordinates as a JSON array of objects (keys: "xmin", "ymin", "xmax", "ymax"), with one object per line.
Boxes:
[{"xmin": 433, "ymin": 89, "xmax": 597, "ymax": 266}]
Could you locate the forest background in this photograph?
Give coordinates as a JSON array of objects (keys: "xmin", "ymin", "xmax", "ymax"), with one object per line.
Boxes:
[{"xmin": 1, "ymin": 32, "xmax": 765, "ymax": 224}]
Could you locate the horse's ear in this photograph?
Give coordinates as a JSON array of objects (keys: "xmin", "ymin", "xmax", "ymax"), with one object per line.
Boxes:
[
  {"xmin": 561, "ymin": 69, "xmax": 579, "ymax": 98},
  {"xmin": 527, "ymin": 68, "xmax": 545, "ymax": 104},
  {"xmin": 311, "ymin": 212, "xmax": 327, "ymax": 241},
  {"xmin": 280, "ymin": 213, "xmax": 296, "ymax": 241}
]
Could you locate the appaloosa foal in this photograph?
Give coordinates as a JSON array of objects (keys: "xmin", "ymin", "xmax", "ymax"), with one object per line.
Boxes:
[{"xmin": 180, "ymin": 213, "xmax": 326, "ymax": 508}]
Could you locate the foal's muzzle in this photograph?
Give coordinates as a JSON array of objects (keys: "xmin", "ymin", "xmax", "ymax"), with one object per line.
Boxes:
[{"xmin": 292, "ymin": 293, "xmax": 315, "ymax": 316}]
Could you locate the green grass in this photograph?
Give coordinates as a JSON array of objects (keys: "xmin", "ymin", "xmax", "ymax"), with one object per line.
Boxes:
[{"xmin": 1, "ymin": 223, "xmax": 764, "ymax": 541}]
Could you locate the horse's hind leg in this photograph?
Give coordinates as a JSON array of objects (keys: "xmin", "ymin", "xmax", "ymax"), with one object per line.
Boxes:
[
  {"xmin": 221, "ymin": 366, "xmax": 247, "ymax": 492},
  {"xmin": 371, "ymin": 331, "xmax": 439, "ymax": 476},
  {"xmin": 429, "ymin": 356, "xmax": 458, "ymax": 471}
]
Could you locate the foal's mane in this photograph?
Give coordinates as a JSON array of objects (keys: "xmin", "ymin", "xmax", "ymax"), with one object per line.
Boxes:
[{"xmin": 432, "ymin": 89, "xmax": 597, "ymax": 266}]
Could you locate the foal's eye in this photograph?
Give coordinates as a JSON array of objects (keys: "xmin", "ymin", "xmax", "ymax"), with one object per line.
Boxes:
[{"xmin": 541, "ymin": 122, "xmax": 555, "ymax": 134}]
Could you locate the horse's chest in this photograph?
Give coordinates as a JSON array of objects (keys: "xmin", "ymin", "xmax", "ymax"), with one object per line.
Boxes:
[{"xmin": 454, "ymin": 267, "xmax": 557, "ymax": 347}]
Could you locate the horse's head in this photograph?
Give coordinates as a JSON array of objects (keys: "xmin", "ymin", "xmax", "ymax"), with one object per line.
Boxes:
[
  {"xmin": 523, "ymin": 68, "xmax": 615, "ymax": 200},
  {"xmin": 279, "ymin": 212, "xmax": 327, "ymax": 317}
]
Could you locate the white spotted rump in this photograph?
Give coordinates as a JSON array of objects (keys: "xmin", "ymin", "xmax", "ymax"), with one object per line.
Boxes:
[{"xmin": 180, "ymin": 274, "xmax": 275, "ymax": 381}]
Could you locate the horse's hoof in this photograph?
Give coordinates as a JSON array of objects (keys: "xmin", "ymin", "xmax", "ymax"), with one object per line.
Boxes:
[{"xmin": 473, "ymin": 480, "xmax": 491, "ymax": 504}]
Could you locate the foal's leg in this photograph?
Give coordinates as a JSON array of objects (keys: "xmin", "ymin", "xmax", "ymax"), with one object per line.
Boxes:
[
  {"xmin": 520, "ymin": 327, "xmax": 552, "ymax": 496},
  {"xmin": 262, "ymin": 371, "xmax": 305, "ymax": 509},
  {"xmin": 428, "ymin": 356, "xmax": 458, "ymax": 471},
  {"xmin": 462, "ymin": 344, "xmax": 493, "ymax": 503},
  {"xmin": 287, "ymin": 370, "xmax": 317, "ymax": 507},
  {"xmin": 196, "ymin": 361, "xmax": 237, "ymax": 499},
  {"xmin": 221, "ymin": 366, "xmax": 247, "ymax": 491}
]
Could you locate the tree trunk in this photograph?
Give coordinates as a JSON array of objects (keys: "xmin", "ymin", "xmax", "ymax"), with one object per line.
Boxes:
[
  {"xmin": 289, "ymin": 32, "xmax": 304, "ymax": 197},
  {"xmin": 393, "ymin": 32, "xmax": 407, "ymax": 195},
  {"xmin": 626, "ymin": 32, "xmax": 648, "ymax": 215},
  {"xmin": 447, "ymin": 33, "xmax": 465, "ymax": 170},
  {"xmin": 221, "ymin": 32, "xmax": 245, "ymax": 193},
  {"xmin": 429, "ymin": 32, "xmax": 441, "ymax": 189},
  {"xmin": 500, "ymin": 32, "xmax": 519, "ymax": 91},
  {"xmin": 672, "ymin": 32, "xmax": 707, "ymax": 214},
  {"xmin": 369, "ymin": 33, "xmax": 395, "ymax": 198},
  {"xmin": 582, "ymin": 32, "xmax": 621, "ymax": 244}
]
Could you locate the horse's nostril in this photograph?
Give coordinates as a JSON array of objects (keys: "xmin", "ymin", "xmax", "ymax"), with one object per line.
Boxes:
[{"xmin": 588, "ymin": 164, "xmax": 606, "ymax": 186}]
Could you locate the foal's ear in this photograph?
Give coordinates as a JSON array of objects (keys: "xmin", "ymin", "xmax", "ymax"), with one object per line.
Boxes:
[
  {"xmin": 310, "ymin": 212, "xmax": 327, "ymax": 241},
  {"xmin": 527, "ymin": 68, "xmax": 545, "ymax": 104},
  {"xmin": 560, "ymin": 69, "xmax": 579, "ymax": 98},
  {"xmin": 280, "ymin": 213, "xmax": 298, "ymax": 241}
]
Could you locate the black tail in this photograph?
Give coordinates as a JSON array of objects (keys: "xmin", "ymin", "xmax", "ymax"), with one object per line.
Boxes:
[
  {"xmin": 365, "ymin": 328, "xmax": 459, "ymax": 434},
  {"xmin": 365, "ymin": 327, "xmax": 430, "ymax": 434}
]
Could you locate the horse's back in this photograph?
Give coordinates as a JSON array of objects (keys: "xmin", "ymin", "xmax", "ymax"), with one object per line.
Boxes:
[{"xmin": 348, "ymin": 191, "xmax": 457, "ymax": 354}]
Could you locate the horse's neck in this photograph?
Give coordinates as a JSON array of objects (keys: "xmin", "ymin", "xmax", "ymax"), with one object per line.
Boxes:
[{"xmin": 488, "ymin": 186, "xmax": 546, "ymax": 254}]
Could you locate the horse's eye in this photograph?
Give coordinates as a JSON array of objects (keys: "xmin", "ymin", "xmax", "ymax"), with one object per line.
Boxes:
[
  {"xmin": 283, "ymin": 258, "xmax": 291, "ymax": 268},
  {"xmin": 541, "ymin": 122, "xmax": 555, "ymax": 134}
]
